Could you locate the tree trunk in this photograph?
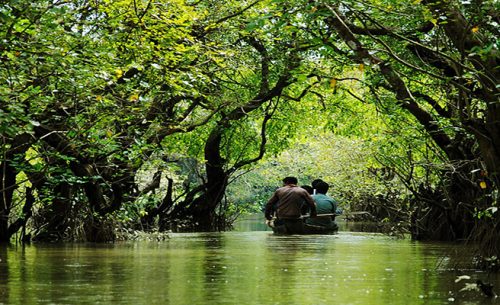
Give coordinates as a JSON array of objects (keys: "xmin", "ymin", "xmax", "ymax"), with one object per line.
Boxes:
[
  {"xmin": 31, "ymin": 183, "xmax": 73, "ymax": 241},
  {"xmin": 0, "ymin": 134, "xmax": 32, "ymax": 243},
  {"xmin": 0, "ymin": 161, "xmax": 17, "ymax": 243},
  {"xmin": 199, "ymin": 128, "xmax": 228, "ymax": 229}
]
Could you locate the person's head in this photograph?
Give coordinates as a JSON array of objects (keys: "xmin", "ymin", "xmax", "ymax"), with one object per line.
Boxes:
[
  {"xmin": 282, "ymin": 176, "xmax": 298, "ymax": 185},
  {"xmin": 311, "ymin": 179, "xmax": 324, "ymax": 189},
  {"xmin": 301, "ymin": 185, "xmax": 314, "ymax": 194},
  {"xmin": 315, "ymin": 181, "xmax": 329, "ymax": 194}
]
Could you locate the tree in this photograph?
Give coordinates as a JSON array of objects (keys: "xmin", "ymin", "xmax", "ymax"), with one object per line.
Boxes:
[
  {"xmin": 293, "ymin": 0, "xmax": 498, "ymax": 255},
  {"xmin": 0, "ymin": 0, "xmax": 229, "ymax": 241},
  {"xmin": 151, "ymin": 0, "xmax": 319, "ymax": 230}
]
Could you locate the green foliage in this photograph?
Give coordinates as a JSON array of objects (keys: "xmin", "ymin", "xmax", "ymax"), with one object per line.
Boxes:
[
  {"xmin": 226, "ymin": 80, "xmax": 406, "ymax": 213},
  {"xmin": 227, "ymin": 131, "xmax": 405, "ymax": 212},
  {"xmin": 1, "ymin": 0, "xmax": 498, "ymax": 248}
]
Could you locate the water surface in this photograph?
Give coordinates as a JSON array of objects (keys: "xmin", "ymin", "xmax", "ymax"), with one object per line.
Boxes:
[{"xmin": 0, "ymin": 216, "xmax": 499, "ymax": 305}]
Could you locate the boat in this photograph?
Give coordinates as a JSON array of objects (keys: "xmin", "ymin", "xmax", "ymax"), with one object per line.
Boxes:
[
  {"xmin": 271, "ymin": 224, "xmax": 337, "ymax": 235},
  {"xmin": 267, "ymin": 215, "xmax": 338, "ymax": 235}
]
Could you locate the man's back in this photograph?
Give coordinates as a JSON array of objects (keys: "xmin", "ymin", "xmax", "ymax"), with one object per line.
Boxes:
[
  {"xmin": 265, "ymin": 185, "xmax": 315, "ymax": 220},
  {"xmin": 306, "ymin": 193, "xmax": 337, "ymax": 227},
  {"xmin": 275, "ymin": 186, "xmax": 309, "ymax": 219}
]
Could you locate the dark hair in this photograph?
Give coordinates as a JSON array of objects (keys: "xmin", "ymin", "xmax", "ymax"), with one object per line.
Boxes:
[
  {"xmin": 282, "ymin": 176, "xmax": 298, "ymax": 185},
  {"xmin": 315, "ymin": 181, "xmax": 329, "ymax": 194},
  {"xmin": 311, "ymin": 179, "xmax": 324, "ymax": 189},
  {"xmin": 301, "ymin": 185, "xmax": 314, "ymax": 194}
]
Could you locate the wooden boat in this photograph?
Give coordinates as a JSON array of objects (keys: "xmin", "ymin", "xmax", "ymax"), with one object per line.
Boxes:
[
  {"xmin": 267, "ymin": 214, "xmax": 338, "ymax": 235},
  {"xmin": 271, "ymin": 224, "xmax": 337, "ymax": 235}
]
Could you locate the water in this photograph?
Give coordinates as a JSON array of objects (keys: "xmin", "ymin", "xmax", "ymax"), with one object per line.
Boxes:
[{"xmin": 0, "ymin": 215, "xmax": 499, "ymax": 305}]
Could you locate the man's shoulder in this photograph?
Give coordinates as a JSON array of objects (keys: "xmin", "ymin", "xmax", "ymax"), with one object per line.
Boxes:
[
  {"xmin": 314, "ymin": 194, "xmax": 335, "ymax": 201},
  {"xmin": 275, "ymin": 186, "xmax": 293, "ymax": 195},
  {"xmin": 276, "ymin": 186, "xmax": 291, "ymax": 192},
  {"xmin": 292, "ymin": 186, "xmax": 309, "ymax": 194}
]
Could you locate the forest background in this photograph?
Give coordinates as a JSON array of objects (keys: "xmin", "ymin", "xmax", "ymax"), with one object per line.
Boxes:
[{"xmin": 0, "ymin": 0, "xmax": 498, "ymax": 269}]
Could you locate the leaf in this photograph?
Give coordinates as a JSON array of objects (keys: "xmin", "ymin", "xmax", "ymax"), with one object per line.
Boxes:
[
  {"xmin": 330, "ymin": 78, "xmax": 337, "ymax": 89},
  {"xmin": 129, "ymin": 94, "xmax": 139, "ymax": 102},
  {"xmin": 115, "ymin": 68, "xmax": 123, "ymax": 78},
  {"xmin": 487, "ymin": 207, "xmax": 498, "ymax": 214},
  {"xmin": 455, "ymin": 275, "xmax": 471, "ymax": 283},
  {"xmin": 459, "ymin": 283, "xmax": 479, "ymax": 292},
  {"xmin": 245, "ymin": 22, "xmax": 258, "ymax": 32}
]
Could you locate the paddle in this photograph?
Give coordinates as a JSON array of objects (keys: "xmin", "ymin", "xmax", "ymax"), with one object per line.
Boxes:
[{"xmin": 299, "ymin": 213, "xmax": 337, "ymax": 219}]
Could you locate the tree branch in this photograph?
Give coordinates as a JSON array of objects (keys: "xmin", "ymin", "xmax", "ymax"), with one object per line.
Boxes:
[
  {"xmin": 323, "ymin": 3, "xmax": 454, "ymax": 154},
  {"xmin": 231, "ymin": 101, "xmax": 279, "ymax": 170}
]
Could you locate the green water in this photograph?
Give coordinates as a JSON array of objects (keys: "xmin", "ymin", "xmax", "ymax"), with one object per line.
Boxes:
[{"xmin": 1, "ymin": 216, "xmax": 499, "ymax": 305}]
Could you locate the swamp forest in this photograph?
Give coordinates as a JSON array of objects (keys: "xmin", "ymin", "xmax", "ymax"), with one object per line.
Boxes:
[{"xmin": 0, "ymin": 0, "xmax": 499, "ymax": 279}]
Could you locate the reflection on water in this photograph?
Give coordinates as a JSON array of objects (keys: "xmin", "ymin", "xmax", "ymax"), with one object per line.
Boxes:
[{"xmin": 0, "ymin": 216, "xmax": 499, "ymax": 305}]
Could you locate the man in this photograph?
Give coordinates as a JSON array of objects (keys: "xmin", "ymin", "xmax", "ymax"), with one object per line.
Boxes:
[
  {"xmin": 265, "ymin": 176, "xmax": 317, "ymax": 234},
  {"xmin": 306, "ymin": 180, "xmax": 338, "ymax": 232},
  {"xmin": 311, "ymin": 178, "xmax": 324, "ymax": 194}
]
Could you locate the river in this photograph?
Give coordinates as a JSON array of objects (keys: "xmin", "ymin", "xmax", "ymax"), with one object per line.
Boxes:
[{"xmin": 0, "ymin": 214, "xmax": 499, "ymax": 305}]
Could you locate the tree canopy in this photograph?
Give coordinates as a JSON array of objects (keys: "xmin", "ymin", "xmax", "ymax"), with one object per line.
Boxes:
[{"xmin": 1, "ymin": 0, "xmax": 498, "ymax": 267}]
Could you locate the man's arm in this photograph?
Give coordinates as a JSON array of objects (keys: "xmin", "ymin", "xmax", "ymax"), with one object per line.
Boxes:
[
  {"xmin": 329, "ymin": 198, "xmax": 337, "ymax": 213},
  {"xmin": 264, "ymin": 193, "xmax": 279, "ymax": 220},
  {"xmin": 328, "ymin": 198, "xmax": 337, "ymax": 220},
  {"xmin": 304, "ymin": 193, "xmax": 317, "ymax": 217}
]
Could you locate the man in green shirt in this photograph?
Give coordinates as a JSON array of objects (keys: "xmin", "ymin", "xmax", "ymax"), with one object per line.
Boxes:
[{"xmin": 306, "ymin": 180, "xmax": 339, "ymax": 231}]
